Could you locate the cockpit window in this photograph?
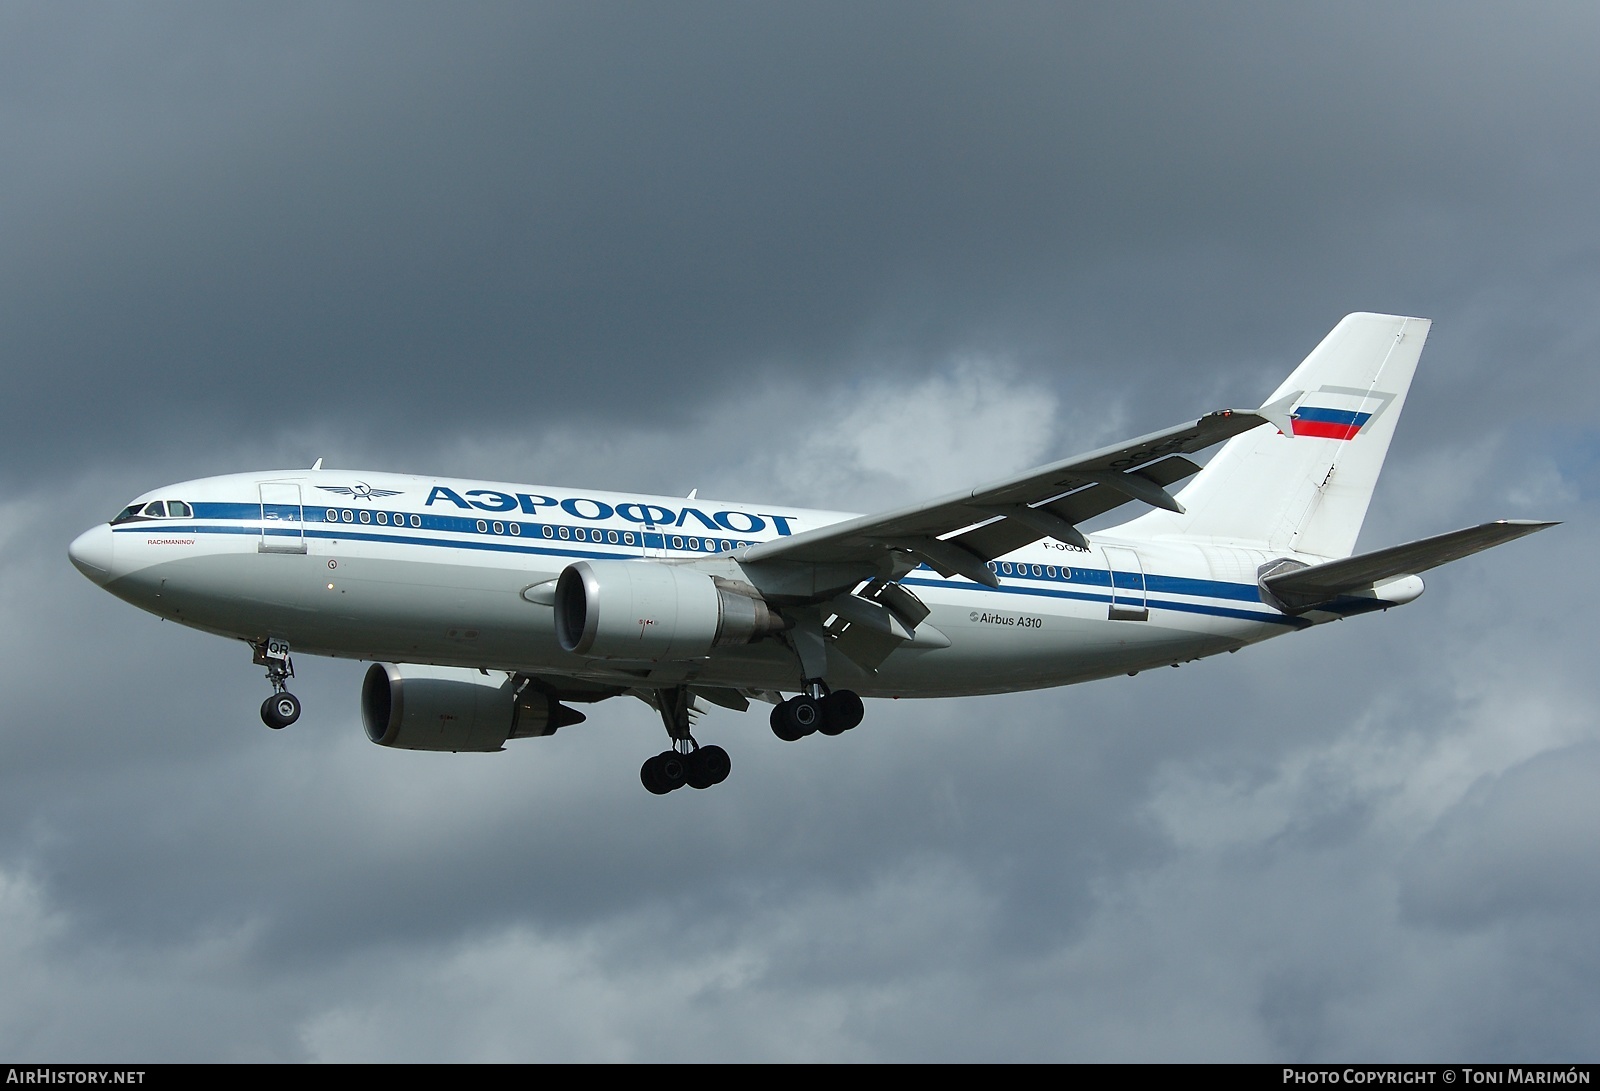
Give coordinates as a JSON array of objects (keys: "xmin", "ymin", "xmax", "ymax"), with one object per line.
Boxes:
[{"xmin": 110, "ymin": 499, "xmax": 193, "ymax": 524}]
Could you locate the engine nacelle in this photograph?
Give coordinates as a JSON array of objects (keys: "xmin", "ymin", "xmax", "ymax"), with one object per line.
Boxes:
[
  {"xmin": 360, "ymin": 663, "xmax": 583, "ymax": 752},
  {"xmin": 554, "ymin": 559, "xmax": 784, "ymax": 661}
]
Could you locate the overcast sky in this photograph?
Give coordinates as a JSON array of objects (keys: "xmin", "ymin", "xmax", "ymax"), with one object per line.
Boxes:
[{"xmin": 2, "ymin": 2, "xmax": 1595, "ymax": 1062}]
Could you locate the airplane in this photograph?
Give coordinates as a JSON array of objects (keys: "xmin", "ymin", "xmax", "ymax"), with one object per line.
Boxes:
[{"xmin": 68, "ymin": 313, "xmax": 1555, "ymax": 794}]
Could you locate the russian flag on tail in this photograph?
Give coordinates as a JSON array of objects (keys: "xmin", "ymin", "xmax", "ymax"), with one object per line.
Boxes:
[{"xmin": 1290, "ymin": 405, "xmax": 1373, "ymax": 440}]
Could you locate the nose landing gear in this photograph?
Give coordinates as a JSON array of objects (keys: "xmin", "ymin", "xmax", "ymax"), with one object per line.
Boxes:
[
  {"xmin": 252, "ymin": 638, "xmax": 301, "ymax": 729},
  {"xmin": 261, "ymin": 691, "xmax": 301, "ymax": 729}
]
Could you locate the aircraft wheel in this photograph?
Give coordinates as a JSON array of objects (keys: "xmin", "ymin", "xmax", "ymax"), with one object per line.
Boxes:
[
  {"xmin": 819, "ymin": 690, "xmax": 863, "ymax": 735},
  {"xmin": 770, "ymin": 696, "xmax": 821, "ymax": 741},
  {"xmin": 641, "ymin": 755, "xmax": 671, "ymax": 795},
  {"xmin": 261, "ymin": 692, "xmax": 301, "ymax": 730},
  {"xmin": 769, "ymin": 702, "xmax": 800, "ymax": 742},
  {"xmin": 687, "ymin": 745, "xmax": 731, "ymax": 789},
  {"xmin": 701, "ymin": 744, "xmax": 732, "ymax": 784},
  {"xmin": 646, "ymin": 750, "xmax": 689, "ymax": 794}
]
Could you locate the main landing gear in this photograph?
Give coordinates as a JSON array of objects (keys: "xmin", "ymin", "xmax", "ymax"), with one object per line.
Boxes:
[
  {"xmin": 770, "ymin": 683, "xmax": 863, "ymax": 742},
  {"xmin": 640, "ymin": 745, "xmax": 732, "ymax": 794},
  {"xmin": 253, "ymin": 637, "xmax": 302, "ymax": 730},
  {"xmin": 769, "ymin": 613, "xmax": 863, "ymax": 742},
  {"xmin": 641, "ymin": 685, "xmax": 731, "ymax": 795}
]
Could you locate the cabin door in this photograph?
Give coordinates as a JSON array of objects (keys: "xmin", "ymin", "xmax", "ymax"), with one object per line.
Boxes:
[
  {"xmin": 259, "ymin": 482, "xmax": 307, "ymax": 554},
  {"xmin": 1101, "ymin": 545, "xmax": 1148, "ymax": 622}
]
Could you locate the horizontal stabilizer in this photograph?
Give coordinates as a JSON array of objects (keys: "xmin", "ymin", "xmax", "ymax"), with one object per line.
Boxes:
[{"xmin": 1261, "ymin": 519, "xmax": 1557, "ymax": 612}]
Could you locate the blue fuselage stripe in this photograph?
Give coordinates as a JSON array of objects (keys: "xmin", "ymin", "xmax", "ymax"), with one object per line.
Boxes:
[{"xmin": 116, "ymin": 512, "xmax": 1312, "ymax": 628}]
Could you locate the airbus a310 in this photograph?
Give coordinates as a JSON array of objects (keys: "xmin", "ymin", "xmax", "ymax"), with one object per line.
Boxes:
[{"xmin": 69, "ymin": 313, "xmax": 1554, "ymax": 794}]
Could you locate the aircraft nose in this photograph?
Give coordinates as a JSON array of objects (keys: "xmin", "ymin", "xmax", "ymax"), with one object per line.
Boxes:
[{"xmin": 68, "ymin": 524, "xmax": 115, "ymax": 585}]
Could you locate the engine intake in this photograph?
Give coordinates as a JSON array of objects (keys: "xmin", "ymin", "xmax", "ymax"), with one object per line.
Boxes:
[
  {"xmin": 554, "ymin": 559, "xmax": 784, "ymax": 661},
  {"xmin": 361, "ymin": 663, "xmax": 584, "ymax": 752}
]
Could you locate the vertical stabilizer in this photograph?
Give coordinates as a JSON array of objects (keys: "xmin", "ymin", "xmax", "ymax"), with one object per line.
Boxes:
[{"xmin": 1121, "ymin": 313, "xmax": 1429, "ymax": 558}]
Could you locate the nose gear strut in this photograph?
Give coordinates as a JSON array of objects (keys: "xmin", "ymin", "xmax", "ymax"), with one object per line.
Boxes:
[{"xmin": 252, "ymin": 637, "xmax": 302, "ymax": 729}]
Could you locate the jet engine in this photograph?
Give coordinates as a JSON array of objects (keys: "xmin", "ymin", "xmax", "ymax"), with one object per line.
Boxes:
[
  {"xmin": 361, "ymin": 663, "xmax": 585, "ymax": 752},
  {"xmin": 554, "ymin": 559, "xmax": 785, "ymax": 661}
]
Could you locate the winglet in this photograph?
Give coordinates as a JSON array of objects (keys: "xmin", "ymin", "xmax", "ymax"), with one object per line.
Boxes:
[{"xmin": 1255, "ymin": 391, "xmax": 1302, "ymax": 437}]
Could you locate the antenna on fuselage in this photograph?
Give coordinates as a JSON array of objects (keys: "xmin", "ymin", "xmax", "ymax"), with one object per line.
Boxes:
[{"xmin": 311, "ymin": 458, "xmax": 324, "ymax": 471}]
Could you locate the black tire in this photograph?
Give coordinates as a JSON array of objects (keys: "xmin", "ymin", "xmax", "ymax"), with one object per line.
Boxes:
[
  {"xmin": 770, "ymin": 702, "xmax": 802, "ymax": 742},
  {"xmin": 655, "ymin": 749, "xmax": 689, "ymax": 792},
  {"xmin": 789, "ymin": 696, "xmax": 821, "ymax": 736},
  {"xmin": 821, "ymin": 690, "xmax": 864, "ymax": 734},
  {"xmin": 261, "ymin": 692, "xmax": 301, "ymax": 730},
  {"xmin": 702, "ymin": 744, "xmax": 731, "ymax": 785},
  {"xmin": 770, "ymin": 696, "xmax": 821, "ymax": 741},
  {"xmin": 687, "ymin": 744, "xmax": 731, "ymax": 788},
  {"xmin": 641, "ymin": 754, "xmax": 673, "ymax": 795}
]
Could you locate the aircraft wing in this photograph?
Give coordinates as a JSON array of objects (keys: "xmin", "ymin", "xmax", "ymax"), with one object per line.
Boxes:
[
  {"xmin": 1260, "ymin": 519, "xmax": 1558, "ymax": 612},
  {"xmin": 741, "ymin": 408, "xmax": 1270, "ymax": 586}
]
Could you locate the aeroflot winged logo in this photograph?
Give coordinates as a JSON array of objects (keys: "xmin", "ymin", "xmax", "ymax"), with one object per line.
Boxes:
[
  {"xmin": 318, "ymin": 483, "xmax": 403, "ymax": 502},
  {"xmin": 1289, "ymin": 385, "xmax": 1397, "ymax": 440}
]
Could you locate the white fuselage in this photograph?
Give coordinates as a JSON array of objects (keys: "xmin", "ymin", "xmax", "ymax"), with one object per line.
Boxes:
[{"xmin": 71, "ymin": 468, "xmax": 1331, "ymax": 698}]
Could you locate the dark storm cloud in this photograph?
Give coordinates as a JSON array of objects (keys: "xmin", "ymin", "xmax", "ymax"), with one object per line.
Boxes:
[
  {"xmin": 5, "ymin": 3, "xmax": 1600, "ymax": 482},
  {"xmin": 1400, "ymin": 742, "xmax": 1600, "ymax": 928},
  {"xmin": 2, "ymin": 2, "xmax": 1596, "ymax": 1062}
]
